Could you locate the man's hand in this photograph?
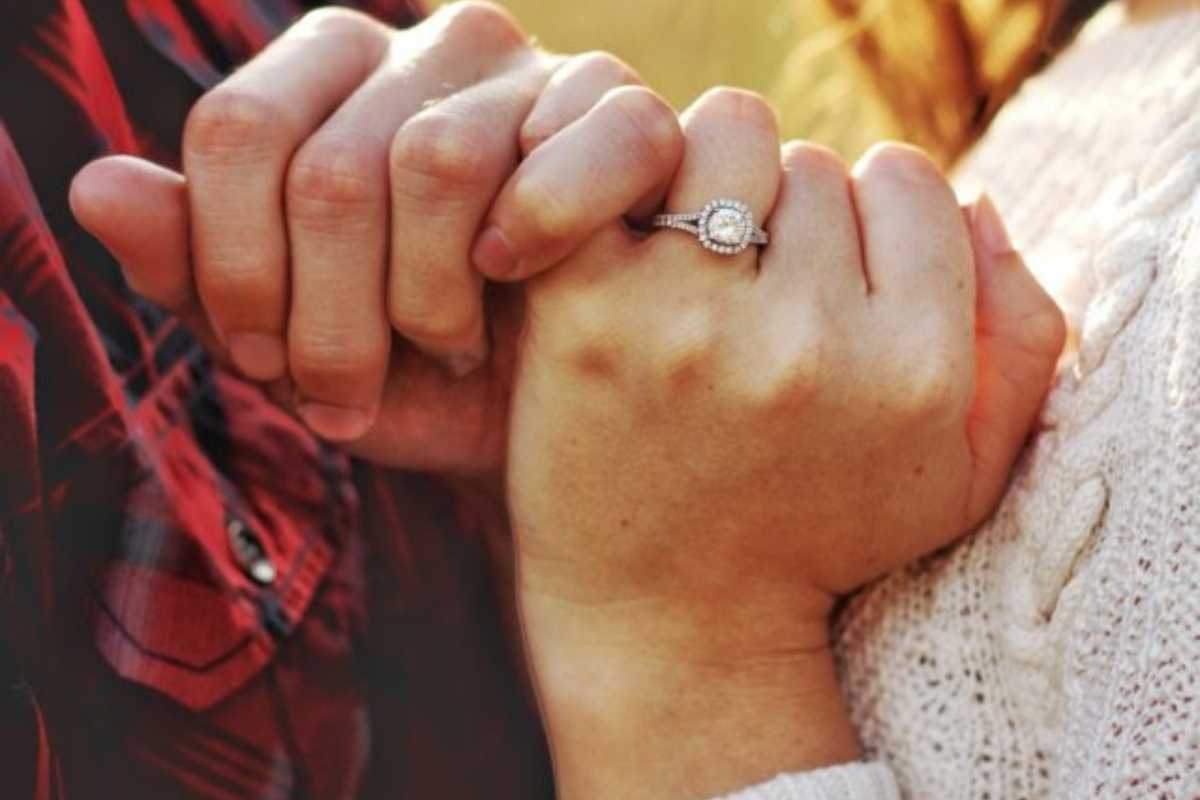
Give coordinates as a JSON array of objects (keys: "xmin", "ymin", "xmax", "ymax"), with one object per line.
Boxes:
[
  {"xmin": 70, "ymin": 1, "xmax": 683, "ymax": 473},
  {"xmin": 506, "ymin": 89, "xmax": 1066, "ymax": 797}
]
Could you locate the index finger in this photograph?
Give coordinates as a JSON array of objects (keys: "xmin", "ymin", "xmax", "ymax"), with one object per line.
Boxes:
[{"xmin": 473, "ymin": 85, "xmax": 683, "ymax": 283}]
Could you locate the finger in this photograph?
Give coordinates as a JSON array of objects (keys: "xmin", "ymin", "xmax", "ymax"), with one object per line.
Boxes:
[
  {"xmin": 757, "ymin": 141, "xmax": 866, "ymax": 309},
  {"xmin": 523, "ymin": 51, "xmax": 674, "ymax": 221},
  {"xmin": 69, "ymin": 156, "xmax": 234, "ymax": 361},
  {"xmin": 964, "ymin": 194, "xmax": 1066, "ymax": 523},
  {"xmin": 183, "ymin": 8, "xmax": 390, "ymax": 381},
  {"xmin": 70, "ymin": 156, "xmax": 195, "ymax": 314},
  {"xmin": 280, "ymin": 4, "xmax": 535, "ymax": 436},
  {"xmin": 283, "ymin": 128, "xmax": 393, "ymax": 439},
  {"xmin": 852, "ymin": 142, "xmax": 972, "ymax": 307},
  {"xmin": 655, "ymin": 88, "xmax": 783, "ymax": 274},
  {"xmin": 474, "ymin": 86, "xmax": 683, "ymax": 284},
  {"xmin": 518, "ymin": 51, "xmax": 641, "ymax": 156},
  {"xmin": 473, "ymin": 50, "xmax": 666, "ymax": 283},
  {"xmin": 387, "ymin": 51, "xmax": 553, "ymax": 376},
  {"xmin": 852, "ymin": 143, "xmax": 975, "ymax": 362}
]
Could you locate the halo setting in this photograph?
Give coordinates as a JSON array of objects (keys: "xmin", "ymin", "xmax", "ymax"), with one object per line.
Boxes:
[
  {"xmin": 698, "ymin": 199, "xmax": 756, "ymax": 255},
  {"xmin": 651, "ymin": 198, "xmax": 769, "ymax": 257}
]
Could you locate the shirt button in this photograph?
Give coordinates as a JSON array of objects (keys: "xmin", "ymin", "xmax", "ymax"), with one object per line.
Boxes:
[
  {"xmin": 227, "ymin": 518, "xmax": 277, "ymax": 587},
  {"xmin": 249, "ymin": 559, "xmax": 277, "ymax": 586}
]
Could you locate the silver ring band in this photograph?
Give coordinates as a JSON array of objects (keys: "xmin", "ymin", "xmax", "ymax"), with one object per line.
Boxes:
[{"xmin": 652, "ymin": 198, "xmax": 769, "ymax": 256}]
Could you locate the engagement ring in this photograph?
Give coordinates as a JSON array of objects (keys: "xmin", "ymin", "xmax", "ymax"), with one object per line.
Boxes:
[{"xmin": 652, "ymin": 198, "xmax": 769, "ymax": 256}]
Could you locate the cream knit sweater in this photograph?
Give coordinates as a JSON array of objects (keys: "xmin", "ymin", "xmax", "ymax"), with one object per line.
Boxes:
[{"xmin": 727, "ymin": 1, "xmax": 1200, "ymax": 797}]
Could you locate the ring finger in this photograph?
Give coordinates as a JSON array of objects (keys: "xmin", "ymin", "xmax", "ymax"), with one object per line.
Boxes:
[{"xmin": 653, "ymin": 88, "xmax": 783, "ymax": 278}]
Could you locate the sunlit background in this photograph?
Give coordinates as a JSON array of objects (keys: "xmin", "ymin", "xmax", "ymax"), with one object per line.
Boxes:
[{"xmin": 429, "ymin": 0, "xmax": 1059, "ymax": 167}]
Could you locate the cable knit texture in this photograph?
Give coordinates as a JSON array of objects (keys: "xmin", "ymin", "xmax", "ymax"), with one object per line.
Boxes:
[
  {"xmin": 721, "ymin": 763, "xmax": 901, "ymax": 800},
  {"xmin": 828, "ymin": 2, "xmax": 1200, "ymax": 798},
  {"xmin": 713, "ymin": 4, "xmax": 1199, "ymax": 798}
]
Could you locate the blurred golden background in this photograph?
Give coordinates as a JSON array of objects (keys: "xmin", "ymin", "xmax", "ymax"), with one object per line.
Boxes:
[{"xmin": 429, "ymin": 0, "xmax": 1067, "ymax": 167}]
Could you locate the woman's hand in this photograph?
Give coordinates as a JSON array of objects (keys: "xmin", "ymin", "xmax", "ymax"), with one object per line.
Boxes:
[
  {"xmin": 507, "ymin": 88, "xmax": 1065, "ymax": 798},
  {"xmin": 69, "ymin": 2, "xmax": 682, "ymax": 474}
]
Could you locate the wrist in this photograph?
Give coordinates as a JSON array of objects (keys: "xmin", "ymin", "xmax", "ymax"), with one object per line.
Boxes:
[{"xmin": 520, "ymin": 589, "xmax": 860, "ymax": 799}]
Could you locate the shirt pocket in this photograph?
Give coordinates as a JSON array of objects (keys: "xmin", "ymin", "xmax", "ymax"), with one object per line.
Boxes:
[{"xmin": 93, "ymin": 371, "xmax": 352, "ymax": 712}]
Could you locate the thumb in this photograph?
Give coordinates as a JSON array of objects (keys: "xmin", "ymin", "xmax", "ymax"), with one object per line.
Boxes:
[
  {"xmin": 964, "ymin": 194, "xmax": 1067, "ymax": 524},
  {"xmin": 70, "ymin": 156, "xmax": 196, "ymax": 314}
]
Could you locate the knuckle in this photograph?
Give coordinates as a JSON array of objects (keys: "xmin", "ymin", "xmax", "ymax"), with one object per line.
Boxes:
[
  {"xmin": 185, "ymin": 88, "xmax": 288, "ymax": 160},
  {"xmin": 291, "ymin": 8, "xmax": 386, "ymax": 82},
  {"xmin": 287, "ymin": 141, "xmax": 381, "ymax": 213},
  {"xmin": 781, "ymin": 335, "xmax": 827, "ymax": 395},
  {"xmin": 856, "ymin": 142, "xmax": 943, "ymax": 187},
  {"xmin": 653, "ymin": 318, "xmax": 722, "ymax": 394},
  {"xmin": 897, "ymin": 354, "xmax": 968, "ymax": 425},
  {"xmin": 693, "ymin": 87, "xmax": 779, "ymax": 133},
  {"xmin": 781, "ymin": 140, "xmax": 848, "ymax": 180},
  {"xmin": 390, "ymin": 113, "xmax": 492, "ymax": 190},
  {"xmin": 604, "ymin": 86, "xmax": 683, "ymax": 168},
  {"xmin": 532, "ymin": 284, "xmax": 614, "ymax": 348},
  {"xmin": 508, "ymin": 173, "xmax": 580, "ymax": 248},
  {"xmin": 518, "ymin": 53, "xmax": 641, "ymax": 154},
  {"xmin": 434, "ymin": 1, "xmax": 526, "ymax": 51},
  {"xmin": 572, "ymin": 51, "xmax": 639, "ymax": 85},
  {"xmin": 296, "ymin": 5, "xmax": 377, "ymax": 39},
  {"xmin": 518, "ymin": 117, "xmax": 557, "ymax": 156},
  {"xmin": 747, "ymin": 335, "xmax": 825, "ymax": 415},
  {"xmin": 555, "ymin": 297, "xmax": 628, "ymax": 379}
]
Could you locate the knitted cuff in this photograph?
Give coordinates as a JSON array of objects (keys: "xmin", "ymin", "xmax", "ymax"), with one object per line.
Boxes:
[{"xmin": 717, "ymin": 762, "xmax": 900, "ymax": 800}]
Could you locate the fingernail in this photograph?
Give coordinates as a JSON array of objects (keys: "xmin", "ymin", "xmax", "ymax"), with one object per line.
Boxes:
[
  {"xmin": 442, "ymin": 351, "xmax": 484, "ymax": 378},
  {"xmin": 297, "ymin": 402, "xmax": 372, "ymax": 442},
  {"xmin": 227, "ymin": 332, "xmax": 287, "ymax": 381},
  {"xmin": 973, "ymin": 194, "xmax": 1015, "ymax": 256},
  {"xmin": 472, "ymin": 226, "xmax": 519, "ymax": 278},
  {"xmin": 436, "ymin": 335, "xmax": 490, "ymax": 378}
]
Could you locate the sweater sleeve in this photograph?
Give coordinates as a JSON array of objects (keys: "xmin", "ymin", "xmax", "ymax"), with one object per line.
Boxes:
[{"xmin": 717, "ymin": 762, "xmax": 900, "ymax": 800}]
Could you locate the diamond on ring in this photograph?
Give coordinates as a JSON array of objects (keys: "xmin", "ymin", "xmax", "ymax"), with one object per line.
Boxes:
[{"xmin": 652, "ymin": 198, "xmax": 769, "ymax": 256}]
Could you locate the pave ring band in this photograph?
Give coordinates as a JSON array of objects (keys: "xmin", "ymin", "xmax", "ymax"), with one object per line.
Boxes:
[{"xmin": 651, "ymin": 198, "xmax": 769, "ymax": 256}]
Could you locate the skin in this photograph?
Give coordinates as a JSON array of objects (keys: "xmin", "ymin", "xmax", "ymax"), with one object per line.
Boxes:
[
  {"xmin": 506, "ymin": 88, "xmax": 1066, "ymax": 798},
  {"xmin": 70, "ymin": 6, "xmax": 1067, "ymax": 794},
  {"xmin": 70, "ymin": 1, "xmax": 683, "ymax": 473}
]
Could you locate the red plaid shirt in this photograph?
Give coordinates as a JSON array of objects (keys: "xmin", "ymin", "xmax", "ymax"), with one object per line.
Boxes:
[{"xmin": 0, "ymin": 2, "xmax": 551, "ymax": 798}]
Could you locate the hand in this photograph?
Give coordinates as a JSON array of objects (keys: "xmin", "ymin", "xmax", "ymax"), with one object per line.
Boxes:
[
  {"xmin": 69, "ymin": 2, "xmax": 683, "ymax": 474},
  {"xmin": 507, "ymin": 88, "xmax": 1066, "ymax": 797}
]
